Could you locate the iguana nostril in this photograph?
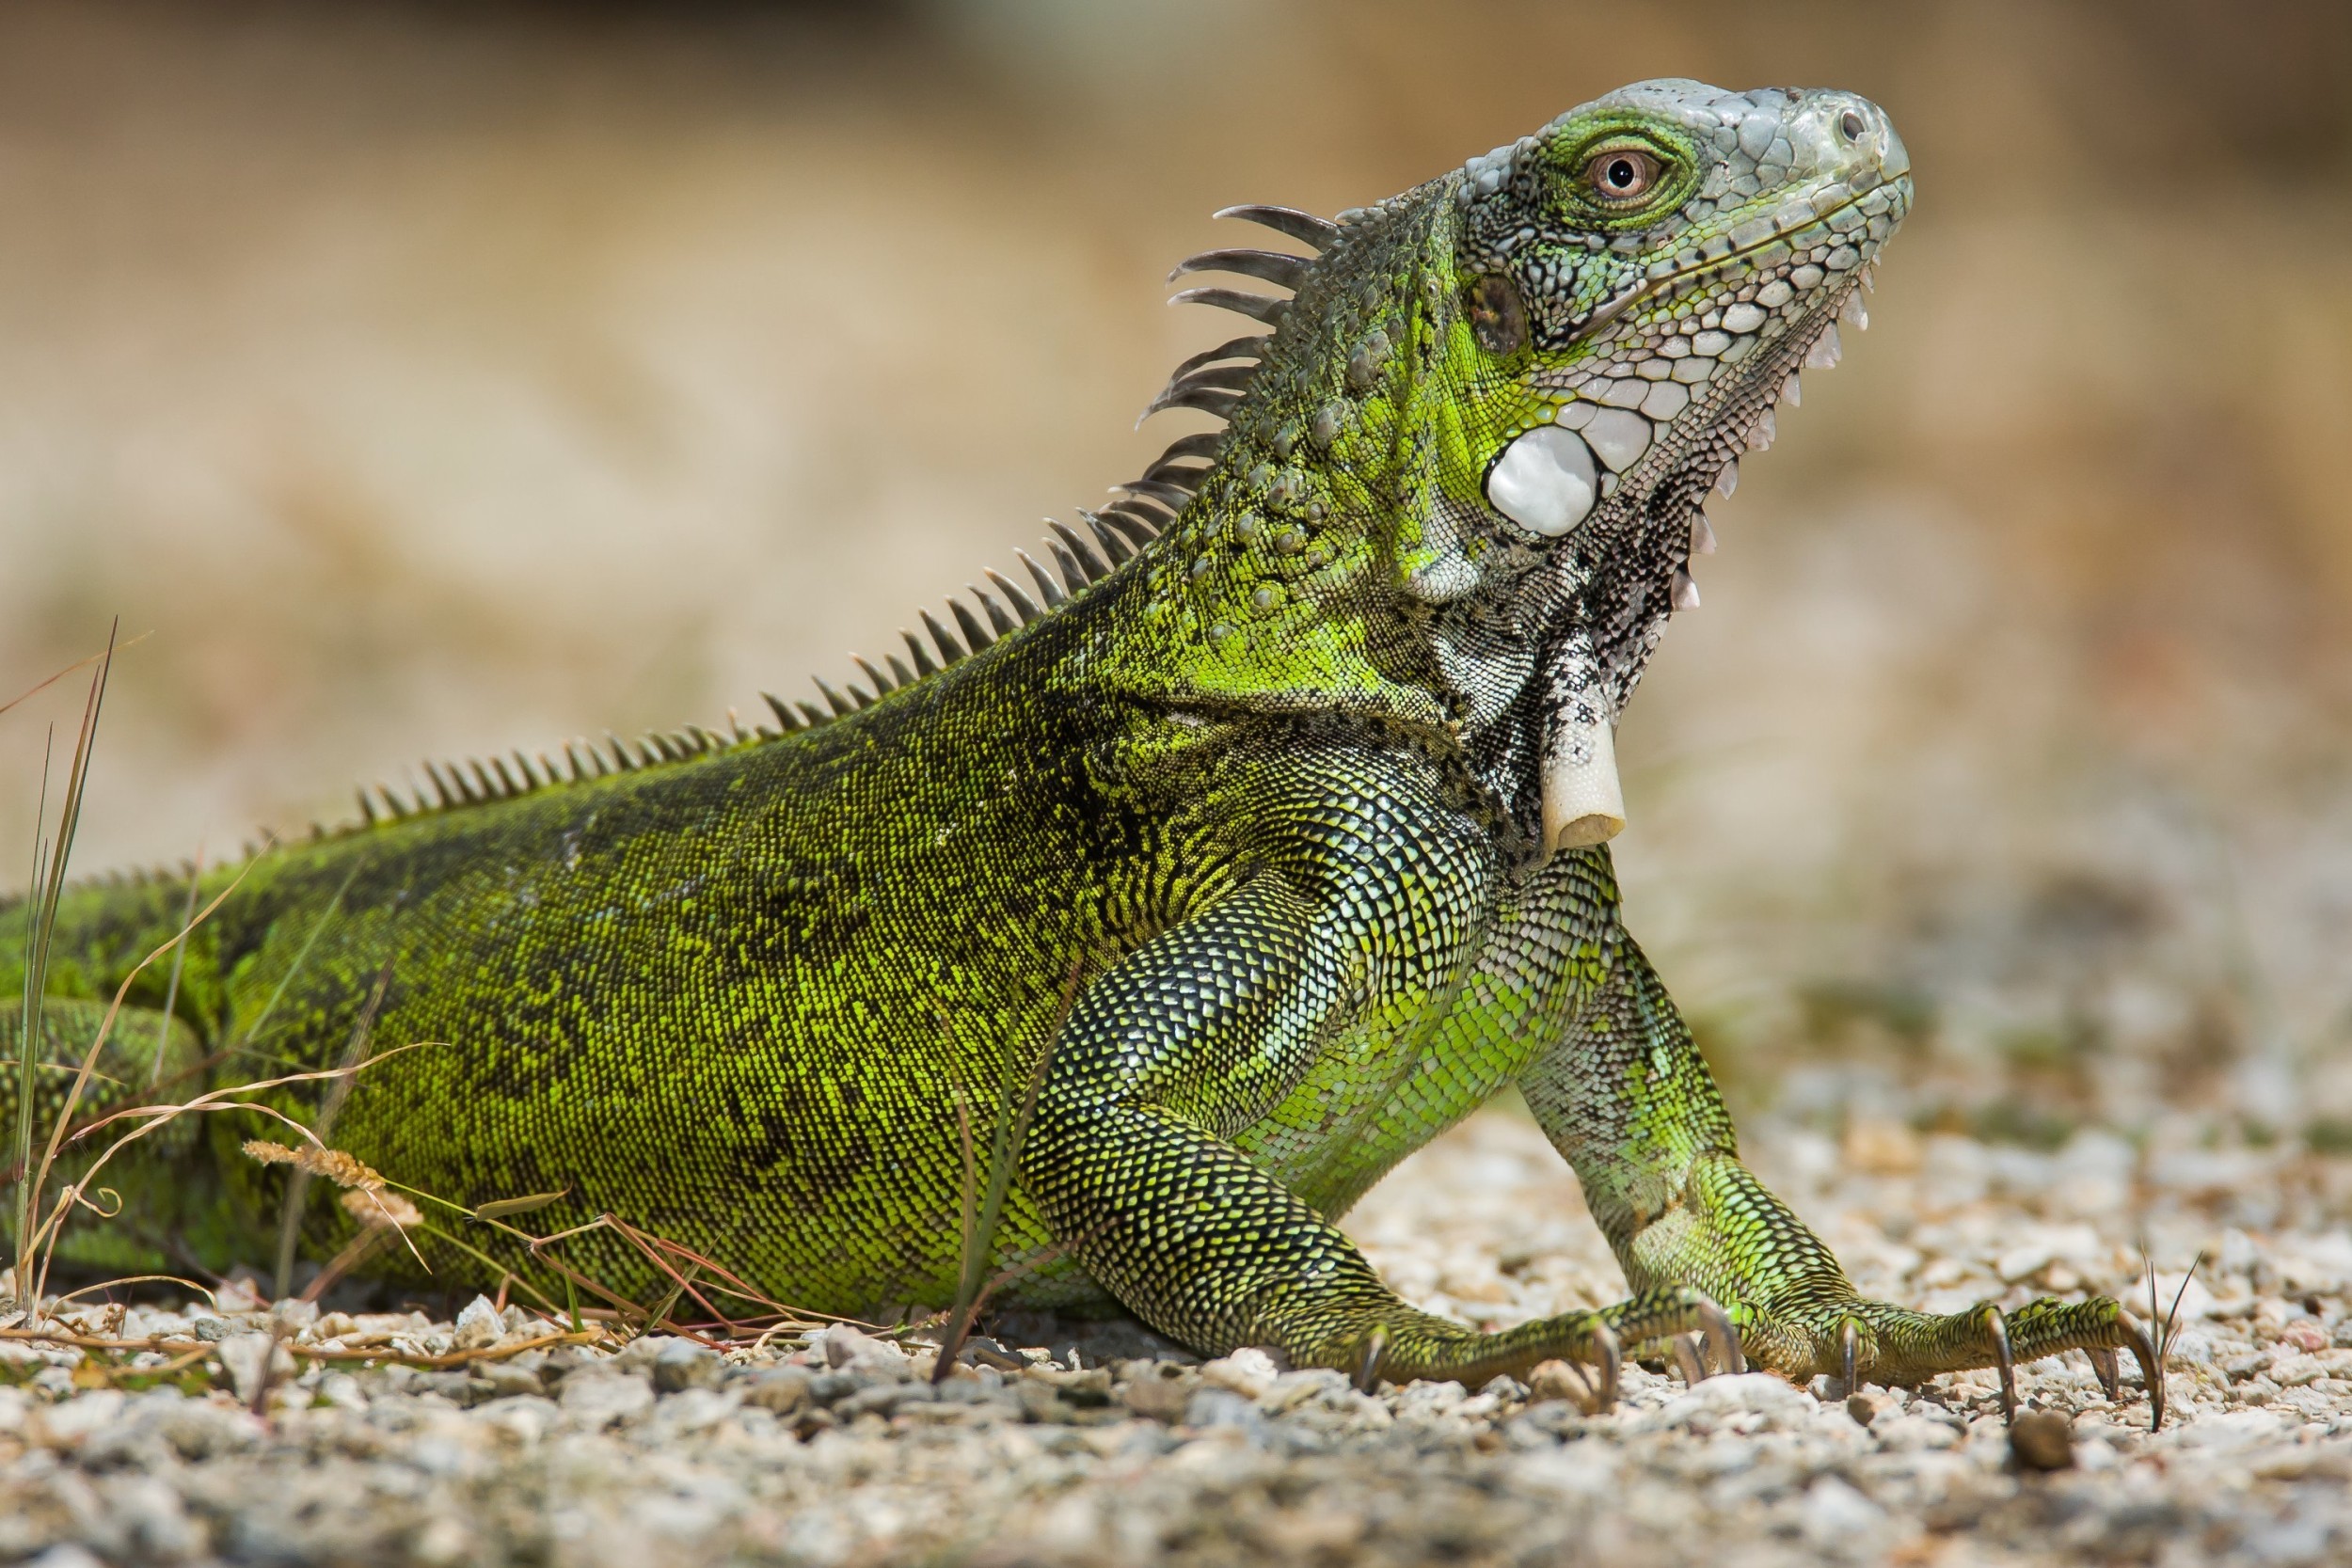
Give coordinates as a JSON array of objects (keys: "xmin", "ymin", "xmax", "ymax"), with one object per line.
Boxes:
[{"xmin": 1840, "ymin": 109, "xmax": 1866, "ymax": 141}]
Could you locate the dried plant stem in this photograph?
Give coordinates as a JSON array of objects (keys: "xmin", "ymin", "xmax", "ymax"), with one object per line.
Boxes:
[
  {"xmin": 275, "ymin": 961, "xmax": 394, "ymax": 1299},
  {"xmin": 0, "ymin": 632, "xmax": 150, "ymax": 724},
  {"xmin": 150, "ymin": 847, "xmax": 205, "ymax": 1091},
  {"xmin": 26, "ymin": 1046, "xmax": 434, "ymax": 1306},
  {"xmin": 932, "ymin": 961, "xmax": 1081, "ymax": 1384},
  {"xmin": 19, "ymin": 851, "xmax": 273, "ymax": 1307},
  {"xmin": 0, "ymin": 1323, "xmax": 608, "ymax": 1370},
  {"xmin": 13, "ymin": 625, "xmax": 115, "ymax": 1309}
]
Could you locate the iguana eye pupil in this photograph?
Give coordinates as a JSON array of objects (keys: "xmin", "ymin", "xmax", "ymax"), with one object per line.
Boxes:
[{"xmin": 1585, "ymin": 150, "xmax": 1659, "ymax": 200}]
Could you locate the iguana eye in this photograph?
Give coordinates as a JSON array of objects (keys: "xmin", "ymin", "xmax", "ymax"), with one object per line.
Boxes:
[{"xmin": 1584, "ymin": 148, "xmax": 1661, "ymax": 202}]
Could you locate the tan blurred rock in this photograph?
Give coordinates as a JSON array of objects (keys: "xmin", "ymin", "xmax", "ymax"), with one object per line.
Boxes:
[
  {"xmin": 1526, "ymin": 1359, "xmax": 1598, "ymax": 1411},
  {"xmin": 2009, "ymin": 1410, "xmax": 2074, "ymax": 1471},
  {"xmin": 1843, "ymin": 1118, "xmax": 1923, "ymax": 1176}
]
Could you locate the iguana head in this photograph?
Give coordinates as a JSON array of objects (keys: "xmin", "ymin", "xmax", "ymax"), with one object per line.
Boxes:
[{"xmin": 1134, "ymin": 78, "xmax": 1911, "ymax": 866}]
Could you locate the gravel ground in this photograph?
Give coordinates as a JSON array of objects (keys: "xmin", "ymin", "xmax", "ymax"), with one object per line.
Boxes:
[{"xmin": 3, "ymin": 1108, "xmax": 2349, "ymax": 1567}]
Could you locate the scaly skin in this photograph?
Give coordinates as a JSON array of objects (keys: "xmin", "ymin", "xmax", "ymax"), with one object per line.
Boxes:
[{"xmin": 3, "ymin": 79, "xmax": 2162, "ymax": 1418}]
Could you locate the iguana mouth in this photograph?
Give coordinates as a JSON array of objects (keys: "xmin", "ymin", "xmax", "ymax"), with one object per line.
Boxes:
[{"xmin": 1559, "ymin": 170, "xmax": 1910, "ymax": 348}]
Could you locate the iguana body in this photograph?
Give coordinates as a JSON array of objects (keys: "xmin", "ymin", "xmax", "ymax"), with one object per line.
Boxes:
[{"xmin": 7, "ymin": 80, "xmax": 2162, "ymax": 1409}]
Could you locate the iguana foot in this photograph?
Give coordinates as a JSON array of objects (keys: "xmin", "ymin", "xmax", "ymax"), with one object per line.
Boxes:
[
  {"xmin": 1735, "ymin": 1292, "xmax": 2166, "ymax": 1430},
  {"xmin": 1349, "ymin": 1285, "xmax": 1744, "ymax": 1411}
]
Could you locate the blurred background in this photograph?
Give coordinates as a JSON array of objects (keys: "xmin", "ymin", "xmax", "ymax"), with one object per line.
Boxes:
[{"xmin": 4, "ymin": 0, "xmax": 2349, "ymax": 1158}]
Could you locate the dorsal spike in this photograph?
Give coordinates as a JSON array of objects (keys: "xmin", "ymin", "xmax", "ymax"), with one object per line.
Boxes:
[
  {"xmin": 1171, "ymin": 364, "xmax": 1261, "ymax": 394},
  {"xmin": 901, "ymin": 629, "xmax": 940, "ymax": 677},
  {"xmin": 1049, "ymin": 520, "xmax": 1109, "ymax": 582},
  {"xmin": 1099, "ymin": 506, "xmax": 1163, "ymax": 545},
  {"xmin": 421, "ymin": 762, "xmax": 454, "ymax": 809},
  {"xmin": 561, "ymin": 741, "xmax": 584, "ymax": 781},
  {"xmin": 1165, "ymin": 334, "xmax": 1270, "ymax": 385},
  {"xmin": 465, "ymin": 759, "xmax": 496, "ymax": 800},
  {"xmin": 763, "ymin": 691, "xmax": 803, "ymax": 733},
  {"xmin": 1143, "ymin": 385, "xmax": 1243, "ymax": 422},
  {"xmin": 511, "ymin": 751, "xmax": 541, "ymax": 789},
  {"xmin": 795, "ymin": 701, "xmax": 827, "ymax": 729},
  {"xmin": 1168, "ymin": 286, "xmax": 1288, "ymax": 325},
  {"xmin": 607, "ymin": 732, "xmax": 634, "ymax": 771},
  {"xmin": 1139, "ymin": 363, "xmax": 1259, "ymax": 425},
  {"xmin": 949, "ymin": 596, "xmax": 994, "ymax": 652},
  {"xmin": 885, "ymin": 652, "xmax": 918, "ymax": 688},
  {"xmin": 686, "ymin": 724, "xmax": 724, "ymax": 751},
  {"xmin": 644, "ymin": 733, "xmax": 678, "ymax": 764},
  {"xmin": 986, "ymin": 568, "xmax": 1043, "ymax": 625},
  {"xmin": 969, "ymin": 585, "xmax": 1019, "ymax": 638},
  {"xmin": 1142, "ymin": 457, "xmax": 1211, "ymax": 490},
  {"xmin": 537, "ymin": 751, "xmax": 562, "ymax": 783},
  {"xmin": 1168, "ymin": 248, "xmax": 1311, "ymax": 292},
  {"xmin": 1111, "ymin": 490, "xmax": 1178, "ymax": 523},
  {"xmin": 357, "ymin": 789, "xmax": 378, "ymax": 827},
  {"xmin": 378, "ymin": 784, "xmax": 407, "ymax": 819},
  {"xmin": 1050, "ymin": 538, "xmax": 1089, "ymax": 590},
  {"xmin": 1081, "ymin": 512, "xmax": 1134, "ymax": 566},
  {"xmin": 813, "ymin": 678, "xmax": 858, "ymax": 719},
  {"xmin": 1016, "ymin": 547, "xmax": 1068, "ymax": 609},
  {"xmin": 1153, "ymin": 430, "xmax": 1226, "ymax": 467},
  {"xmin": 1118, "ymin": 478, "xmax": 1195, "ymax": 509},
  {"xmin": 1213, "ymin": 203, "xmax": 1341, "ymax": 251},
  {"xmin": 851, "ymin": 655, "xmax": 896, "ymax": 695},
  {"xmin": 726, "ymin": 709, "xmax": 748, "ymax": 743},
  {"xmin": 585, "ymin": 740, "xmax": 612, "ymax": 777},
  {"xmin": 920, "ymin": 609, "xmax": 967, "ymax": 665}
]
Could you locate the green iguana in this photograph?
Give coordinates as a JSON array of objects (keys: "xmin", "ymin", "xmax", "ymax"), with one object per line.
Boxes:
[{"xmin": 6, "ymin": 78, "xmax": 2164, "ymax": 1419}]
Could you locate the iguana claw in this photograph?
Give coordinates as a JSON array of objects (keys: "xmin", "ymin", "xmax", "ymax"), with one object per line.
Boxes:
[
  {"xmin": 1587, "ymin": 1322, "xmax": 1621, "ymax": 1414},
  {"xmin": 1988, "ymin": 1305, "xmax": 2016, "ymax": 1421},
  {"xmin": 2120, "ymin": 1311, "xmax": 2166, "ymax": 1432},
  {"xmin": 1697, "ymin": 1297, "xmax": 1745, "ymax": 1377},
  {"xmin": 2087, "ymin": 1344, "xmax": 2121, "ymax": 1402}
]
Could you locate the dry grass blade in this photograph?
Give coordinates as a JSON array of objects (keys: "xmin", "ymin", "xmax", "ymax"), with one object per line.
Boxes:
[
  {"xmin": 472, "ymin": 1190, "xmax": 567, "ymax": 1222},
  {"xmin": 275, "ymin": 958, "xmax": 394, "ymax": 1297},
  {"xmin": 0, "ymin": 632, "xmax": 151, "ymax": 724},
  {"xmin": 150, "ymin": 846, "xmax": 205, "ymax": 1090},
  {"xmin": 932, "ymin": 960, "xmax": 1082, "ymax": 1384},
  {"xmin": 13, "ymin": 624, "xmax": 116, "ymax": 1308},
  {"xmin": 18, "ymin": 844, "xmax": 276, "ymax": 1306},
  {"xmin": 24, "ymin": 1044, "xmax": 437, "ymax": 1304}
]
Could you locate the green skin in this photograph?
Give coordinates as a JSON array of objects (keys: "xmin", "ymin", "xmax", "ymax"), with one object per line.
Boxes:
[{"xmin": 6, "ymin": 78, "xmax": 2161, "ymax": 1407}]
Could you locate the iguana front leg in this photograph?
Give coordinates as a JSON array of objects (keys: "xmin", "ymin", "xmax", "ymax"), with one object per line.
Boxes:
[
  {"xmin": 1518, "ymin": 909, "xmax": 2166, "ymax": 1426},
  {"xmin": 1020, "ymin": 756, "xmax": 1724, "ymax": 1395}
]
